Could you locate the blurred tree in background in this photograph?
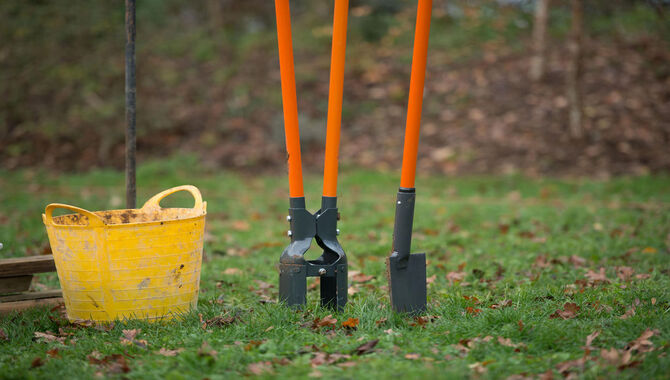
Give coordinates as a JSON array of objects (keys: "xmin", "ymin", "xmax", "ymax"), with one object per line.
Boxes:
[{"xmin": 1, "ymin": 0, "xmax": 668, "ymax": 176}]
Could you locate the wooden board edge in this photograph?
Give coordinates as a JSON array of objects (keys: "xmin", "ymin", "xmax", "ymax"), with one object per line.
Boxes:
[{"xmin": 0, "ymin": 297, "xmax": 64, "ymax": 315}]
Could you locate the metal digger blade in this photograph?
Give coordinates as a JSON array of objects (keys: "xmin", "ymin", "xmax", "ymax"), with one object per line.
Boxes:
[
  {"xmin": 387, "ymin": 253, "xmax": 426, "ymax": 314},
  {"xmin": 386, "ymin": 188, "xmax": 427, "ymax": 314}
]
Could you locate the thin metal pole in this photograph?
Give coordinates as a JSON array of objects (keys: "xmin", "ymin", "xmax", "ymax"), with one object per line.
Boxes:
[{"xmin": 125, "ymin": 0, "xmax": 137, "ymax": 209}]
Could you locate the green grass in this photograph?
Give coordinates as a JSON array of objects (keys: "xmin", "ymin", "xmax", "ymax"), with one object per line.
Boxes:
[{"xmin": 1, "ymin": 156, "xmax": 669, "ymax": 379}]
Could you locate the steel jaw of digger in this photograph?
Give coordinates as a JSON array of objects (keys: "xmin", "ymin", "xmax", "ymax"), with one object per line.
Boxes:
[{"xmin": 279, "ymin": 196, "xmax": 347, "ymax": 310}]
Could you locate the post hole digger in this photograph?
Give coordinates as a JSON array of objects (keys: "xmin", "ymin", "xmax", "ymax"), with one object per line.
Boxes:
[
  {"xmin": 275, "ymin": 0, "xmax": 349, "ymax": 310},
  {"xmin": 387, "ymin": 0, "xmax": 433, "ymax": 314}
]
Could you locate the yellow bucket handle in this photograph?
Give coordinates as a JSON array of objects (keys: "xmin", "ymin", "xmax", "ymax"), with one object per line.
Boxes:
[
  {"xmin": 44, "ymin": 203, "xmax": 106, "ymax": 227},
  {"xmin": 141, "ymin": 185, "xmax": 205, "ymax": 213}
]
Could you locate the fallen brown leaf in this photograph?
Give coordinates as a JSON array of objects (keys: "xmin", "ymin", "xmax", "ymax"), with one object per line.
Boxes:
[
  {"xmin": 452, "ymin": 340, "xmax": 471, "ymax": 355},
  {"xmin": 426, "ymin": 274, "xmax": 437, "ymax": 285},
  {"xmin": 198, "ymin": 341, "xmax": 218, "ymax": 358},
  {"xmin": 313, "ymin": 315, "xmax": 338, "ymax": 329},
  {"xmin": 463, "ymin": 295, "xmax": 481, "ymax": 304},
  {"xmin": 156, "ymin": 347, "xmax": 184, "ymax": 357},
  {"xmin": 120, "ymin": 329, "xmax": 147, "ymax": 348},
  {"xmin": 466, "ymin": 306, "xmax": 482, "ymax": 315},
  {"xmin": 46, "ymin": 348, "xmax": 60, "ymax": 358},
  {"xmin": 568, "ymin": 255, "xmax": 587, "ymax": 267},
  {"xmin": 310, "ymin": 351, "xmax": 351, "ymax": 367},
  {"xmin": 0, "ymin": 328, "xmax": 8, "ymax": 341},
  {"xmin": 556, "ymin": 357, "xmax": 586, "ymax": 375},
  {"xmin": 70, "ymin": 319, "xmax": 95, "ymax": 328},
  {"xmin": 469, "ymin": 361, "xmax": 488, "ymax": 374},
  {"xmin": 600, "ymin": 347, "xmax": 633, "ymax": 368},
  {"xmin": 231, "ymin": 220, "xmax": 250, "ymax": 231},
  {"xmin": 585, "ymin": 330, "xmax": 601, "ymax": 348},
  {"xmin": 351, "ymin": 273, "xmax": 375, "ymax": 283},
  {"xmin": 34, "ymin": 331, "xmax": 65, "ymax": 344},
  {"xmin": 244, "ymin": 340, "xmax": 264, "ymax": 351},
  {"xmin": 223, "ymin": 268, "xmax": 243, "ymax": 275},
  {"xmin": 446, "ymin": 271, "xmax": 466, "ymax": 285},
  {"xmin": 549, "ymin": 302, "xmax": 580, "ymax": 319},
  {"xmin": 533, "ymin": 254, "xmax": 551, "ymax": 269},
  {"xmin": 273, "ymin": 357, "xmax": 291, "ymax": 366},
  {"xmin": 31, "ymin": 357, "xmax": 44, "ymax": 368},
  {"xmin": 590, "ymin": 300, "xmax": 614, "ymax": 313},
  {"xmin": 517, "ymin": 320, "xmax": 524, "ymax": 332},
  {"xmin": 337, "ymin": 361, "xmax": 357, "ymax": 368},
  {"xmin": 353, "ymin": 339, "xmax": 378, "ymax": 355},
  {"xmin": 93, "ymin": 322, "xmax": 115, "ymax": 332},
  {"xmin": 497, "ymin": 336, "xmax": 525, "ymax": 350},
  {"xmin": 375, "ymin": 317, "xmax": 388, "ymax": 326},
  {"xmin": 506, "ymin": 373, "xmax": 536, "ymax": 380},
  {"xmin": 616, "ymin": 266, "xmax": 635, "ymax": 282},
  {"xmin": 619, "ymin": 305, "xmax": 636, "ymax": 319},
  {"xmin": 87, "ymin": 353, "xmax": 131, "ymax": 374},
  {"xmin": 248, "ymin": 361, "xmax": 274, "ymax": 375},
  {"xmin": 585, "ymin": 267, "xmax": 610, "ymax": 285},
  {"xmin": 627, "ymin": 328, "xmax": 656, "ymax": 353},
  {"xmin": 410, "ymin": 315, "xmax": 439, "ymax": 327},
  {"xmin": 518, "ymin": 231, "xmax": 536, "ymax": 239},
  {"xmin": 254, "ymin": 280, "xmax": 273, "ymax": 289},
  {"xmin": 538, "ymin": 369, "xmax": 554, "ymax": 380},
  {"xmin": 341, "ymin": 318, "xmax": 359, "ymax": 329},
  {"xmin": 204, "ymin": 314, "xmax": 237, "ymax": 329},
  {"xmin": 490, "ymin": 299, "xmax": 512, "ymax": 309},
  {"xmin": 122, "ymin": 329, "xmax": 140, "ymax": 341},
  {"xmin": 404, "ymin": 353, "xmax": 420, "ymax": 360}
]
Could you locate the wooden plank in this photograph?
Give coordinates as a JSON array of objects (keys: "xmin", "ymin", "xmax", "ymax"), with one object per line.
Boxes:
[
  {"xmin": 0, "ymin": 255, "xmax": 56, "ymax": 277},
  {"xmin": 0, "ymin": 289, "xmax": 62, "ymax": 303},
  {"xmin": 0, "ymin": 297, "xmax": 64, "ymax": 315},
  {"xmin": 0, "ymin": 275, "xmax": 33, "ymax": 294}
]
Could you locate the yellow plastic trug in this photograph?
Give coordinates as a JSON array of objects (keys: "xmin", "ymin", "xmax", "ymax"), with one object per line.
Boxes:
[{"xmin": 42, "ymin": 185, "xmax": 207, "ymax": 322}]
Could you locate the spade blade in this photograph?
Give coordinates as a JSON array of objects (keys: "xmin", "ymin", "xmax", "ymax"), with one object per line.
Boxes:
[{"xmin": 386, "ymin": 253, "xmax": 426, "ymax": 314}]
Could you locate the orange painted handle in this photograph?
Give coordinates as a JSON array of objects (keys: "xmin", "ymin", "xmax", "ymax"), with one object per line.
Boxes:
[
  {"xmin": 322, "ymin": 0, "xmax": 349, "ymax": 197},
  {"xmin": 400, "ymin": 0, "xmax": 432, "ymax": 189},
  {"xmin": 275, "ymin": 0, "xmax": 304, "ymax": 197}
]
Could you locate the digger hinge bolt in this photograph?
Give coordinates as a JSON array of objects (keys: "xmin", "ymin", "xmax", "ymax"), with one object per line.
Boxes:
[
  {"xmin": 336, "ymin": 229, "xmax": 340, "ymax": 236},
  {"xmin": 286, "ymin": 215, "xmax": 292, "ymax": 222},
  {"xmin": 318, "ymin": 268, "xmax": 326, "ymax": 276},
  {"xmin": 287, "ymin": 230, "xmax": 293, "ymax": 237}
]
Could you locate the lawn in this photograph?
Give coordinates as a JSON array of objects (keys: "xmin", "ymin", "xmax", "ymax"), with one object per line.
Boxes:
[{"xmin": 1, "ymin": 156, "xmax": 669, "ymax": 379}]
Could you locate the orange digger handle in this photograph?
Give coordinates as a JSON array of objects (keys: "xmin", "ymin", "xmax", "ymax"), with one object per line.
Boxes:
[
  {"xmin": 275, "ymin": 0, "xmax": 304, "ymax": 198},
  {"xmin": 322, "ymin": 0, "xmax": 349, "ymax": 197},
  {"xmin": 399, "ymin": 0, "xmax": 432, "ymax": 189}
]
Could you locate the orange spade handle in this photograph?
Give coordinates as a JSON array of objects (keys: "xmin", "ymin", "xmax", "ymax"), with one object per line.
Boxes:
[
  {"xmin": 322, "ymin": 0, "xmax": 349, "ymax": 197},
  {"xmin": 275, "ymin": 0, "xmax": 304, "ymax": 198},
  {"xmin": 399, "ymin": 0, "xmax": 432, "ymax": 189}
]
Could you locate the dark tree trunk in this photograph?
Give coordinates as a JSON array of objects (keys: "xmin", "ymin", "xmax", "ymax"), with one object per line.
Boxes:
[
  {"xmin": 567, "ymin": 0, "xmax": 584, "ymax": 139},
  {"xmin": 530, "ymin": 0, "xmax": 550, "ymax": 81}
]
